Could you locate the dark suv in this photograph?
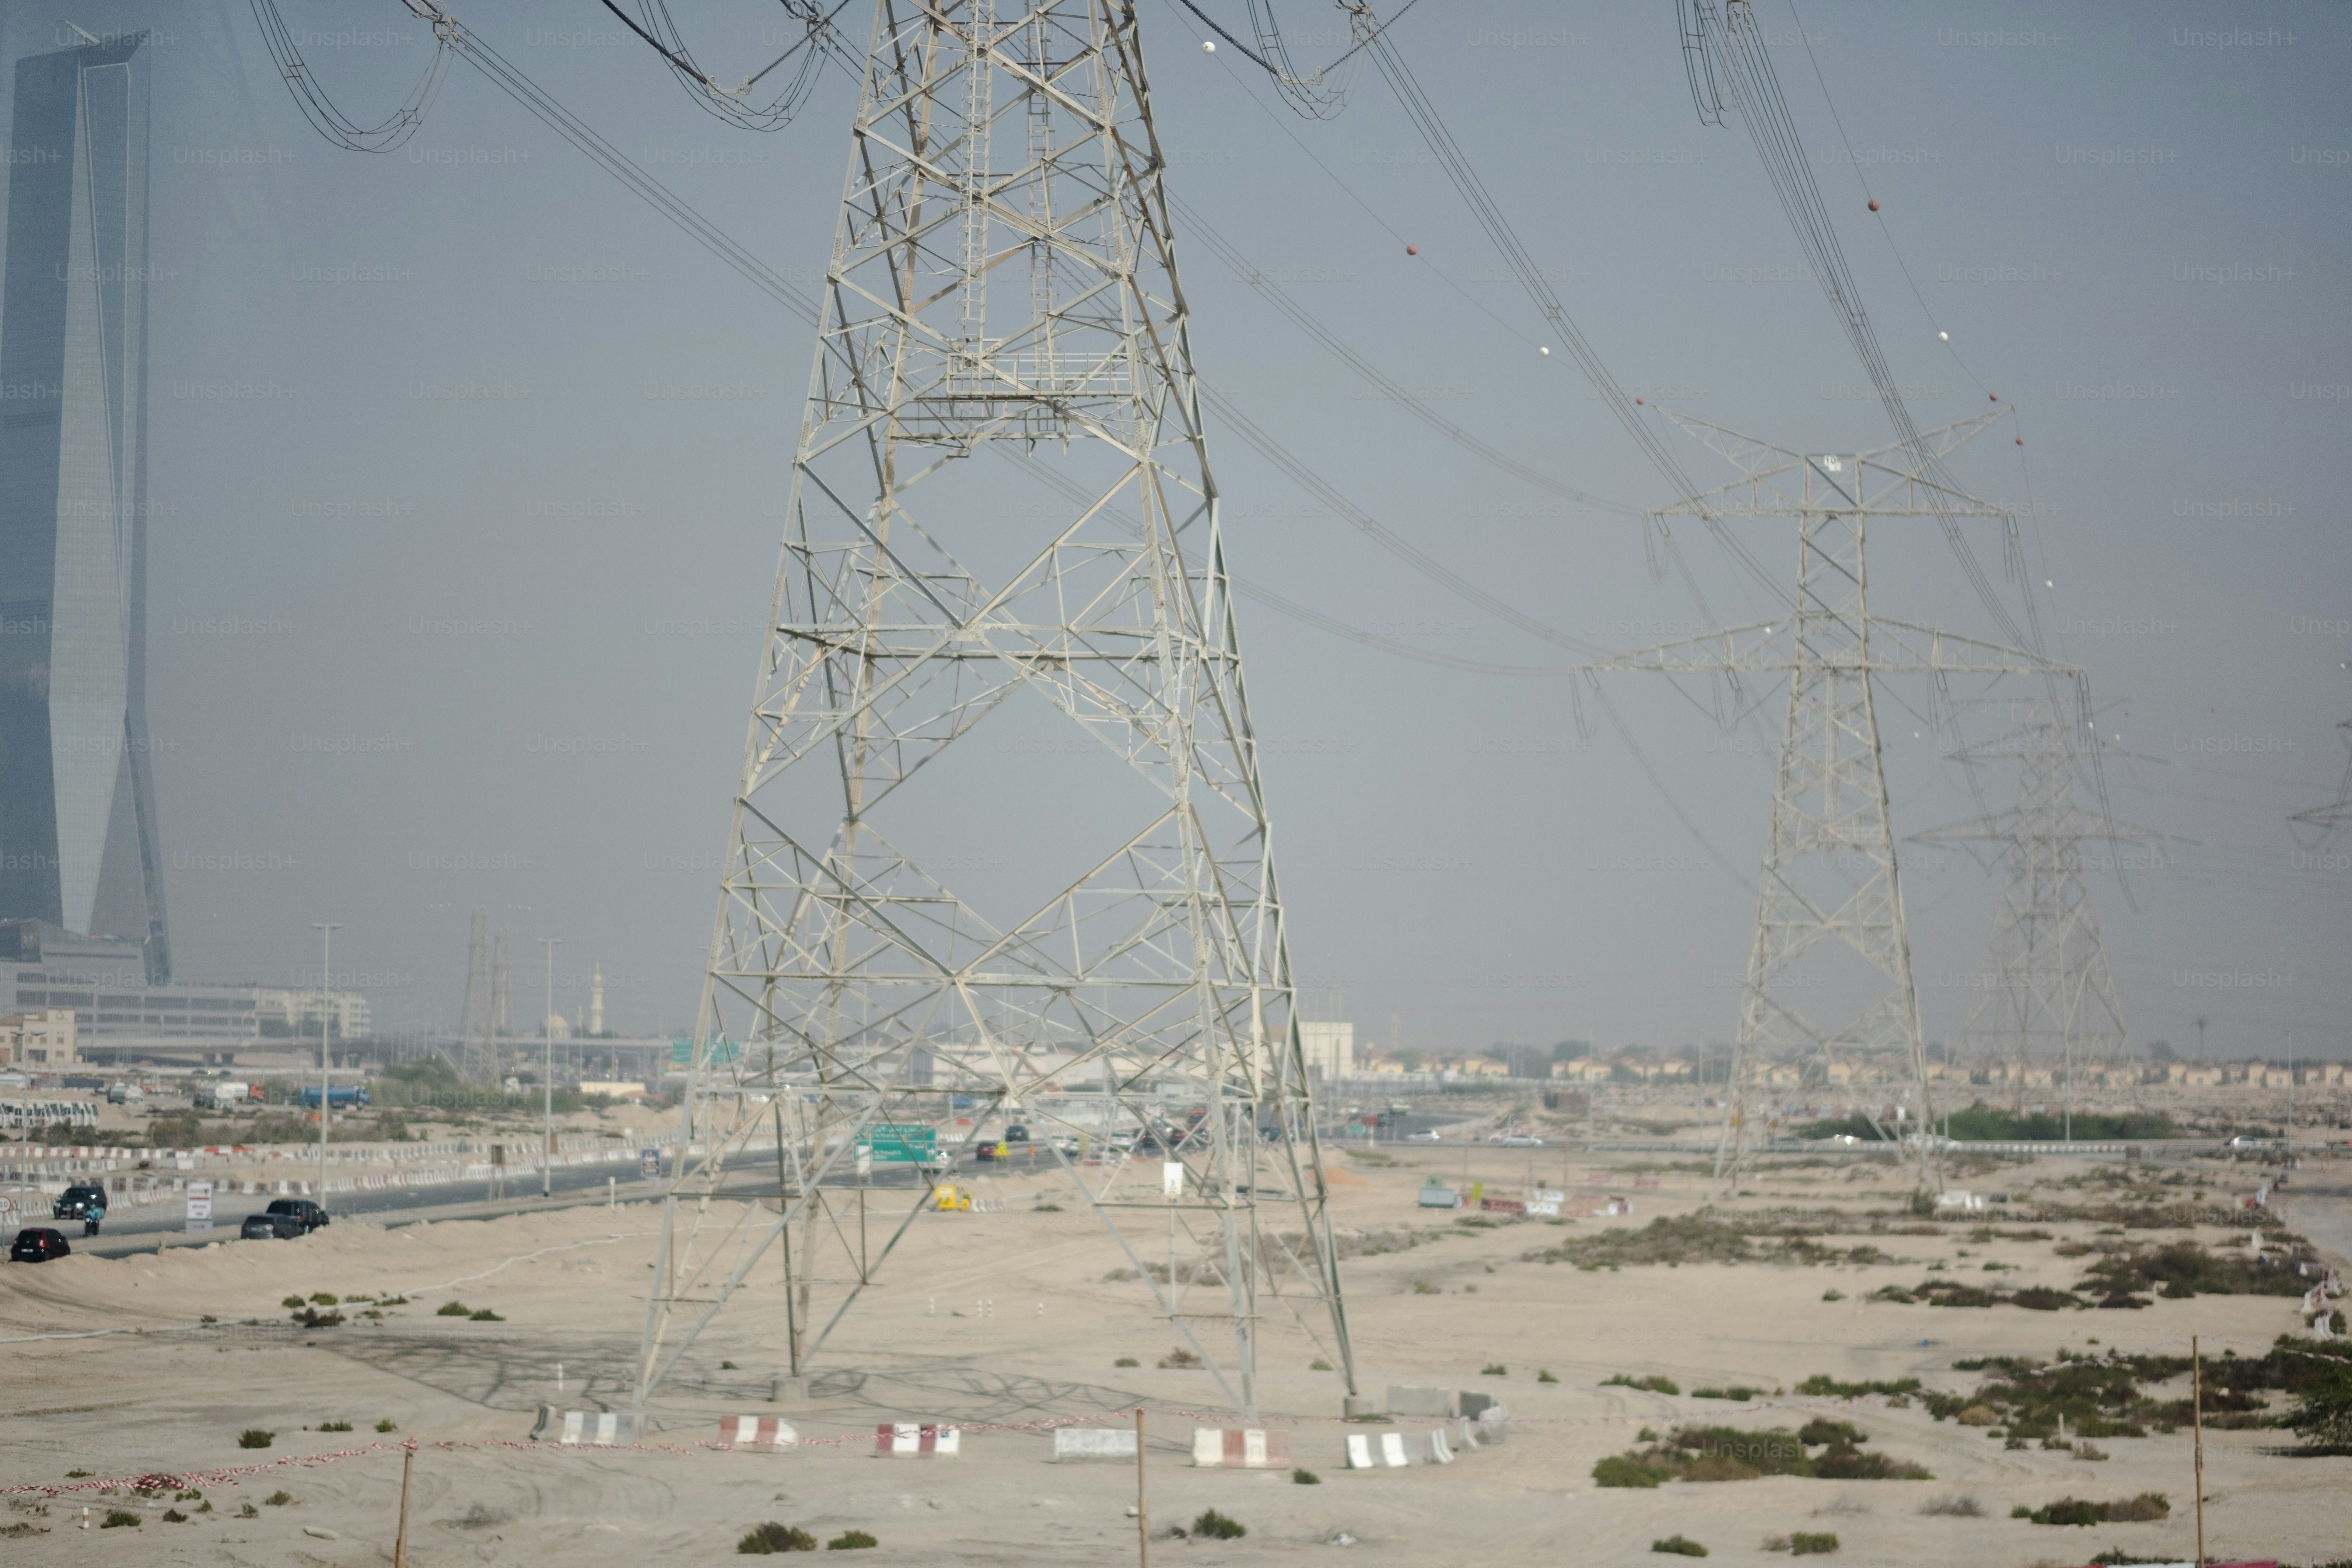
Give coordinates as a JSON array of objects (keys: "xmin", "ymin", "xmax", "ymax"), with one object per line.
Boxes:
[
  {"xmin": 11, "ymin": 1227, "xmax": 71, "ymax": 1262},
  {"xmin": 264, "ymin": 1198, "xmax": 329, "ymax": 1233},
  {"xmin": 241, "ymin": 1212, "xmax": 303, "ymax": 1240}
]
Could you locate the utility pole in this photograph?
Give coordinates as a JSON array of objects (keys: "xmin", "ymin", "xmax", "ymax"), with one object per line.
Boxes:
[
  {"xmin": 312, "ymin": 922, "xmax": 339, "ymax": 1199},
  {"xmin": 539, "ymin": 938, "xmax": 560, "ymax": 1199}
]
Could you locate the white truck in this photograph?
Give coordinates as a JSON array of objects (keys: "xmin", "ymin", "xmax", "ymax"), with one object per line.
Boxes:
[{"xmin": 194, "ymin": 1080, "xmax": 250, "ymax": 1112}]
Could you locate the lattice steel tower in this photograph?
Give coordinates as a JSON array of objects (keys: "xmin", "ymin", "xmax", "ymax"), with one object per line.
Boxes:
[
  {"xmin": 634, "ymin": 0, "xmax": 1353, "ymax": 1418},
  {"xmin": 1915, "ymin": 702, "xmax": 2145, "ymax": 1102},
  {"xmin": 1583, "ymin": 411, "xmax": 2078, "ymax": 1195}
]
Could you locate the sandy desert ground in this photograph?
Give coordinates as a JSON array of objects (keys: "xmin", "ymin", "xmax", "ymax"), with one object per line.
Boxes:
[{"xmin": 4, "ymin": 1144, "xmax": 2346, "ymax": 1568}]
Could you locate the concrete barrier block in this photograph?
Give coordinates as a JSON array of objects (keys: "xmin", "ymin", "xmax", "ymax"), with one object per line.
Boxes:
[
  {"xmin": 1190, "ymin": 1428, "xmax": 1288, "ymax": 1468},
  {"xmin": 1385, "ymin": 1385, "xmax": 1458, "ymax": 1417},
  {"xmin": 875, "ymin": 1422, "xmax": 960, "ymax": 1457},
  {"xmin": 1345, "ymin": 1431, "xmax": 1411, "ymax": 1469},
  {"xmin": 718, "ymin": 1416, "xmax": 798, "ymax": 1448},
  {"xmin": 531, "ymin": 1406, "xmax": 639, "ymax": 1446},
  {"xmin": 1427, "ymin": 1429, "xmax": 1455, "ymax": 1465},
  {"xmin": 1054, "ymin": 1427, "xmax": 1138, "ymax": 1461}
]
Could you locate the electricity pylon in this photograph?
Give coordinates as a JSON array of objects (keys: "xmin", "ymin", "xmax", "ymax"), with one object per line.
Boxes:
[
  {"xmin": 2290, "ymin": 720, "xmax": 2352, "ymax": 843},
  {"xmin": 1913, "ymin": 702, "xmax": 2152, "ymax": 1107},
  {"xmin": 1578, "ymin": 411, "xmax": 2079, "ymax": 1196},
  {"xmin": 459, "ymin": 906, "xmax": 498, "ymax": 1083},
  {"xmin": 633, "ymin": 0, "xmax": 1354, "ymax": 1420}
]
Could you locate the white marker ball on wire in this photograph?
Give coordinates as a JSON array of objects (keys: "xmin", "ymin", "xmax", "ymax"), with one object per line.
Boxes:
[
  {"xmin": 1202, "ymin": 39, "xmax": 1215, "ymax": 54},
  {"xmin": 1937, "ymin": 330, "xmax": 1949, "ymax": 342},
  {"xmin": 1538, "ymin": 345, "xmax": 1550, "ymax": 356}
]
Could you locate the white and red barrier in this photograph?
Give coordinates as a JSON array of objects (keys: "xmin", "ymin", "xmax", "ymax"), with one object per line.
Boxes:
[
  {"xmin": 1190, "ymin": 1428, "xmax": 1288, "ymax": 1468},
  {"xmin": 875, "ymin": 1423, "xmax": 960, "ymax": 1457},
  {"xmin": 1054, "ymin": 1428, "xmax": 1138, "ymax": 1461},
  {"xmin": 531, "ymin": 1407, "xmax": 640, "ymax": 1447},
  {"xmin": 718, "ymin": 1416, "xmax": 798, "ymax": 1448}
]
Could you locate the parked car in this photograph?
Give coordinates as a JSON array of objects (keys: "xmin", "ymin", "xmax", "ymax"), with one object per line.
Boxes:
[
  {"xmin": 241, "ymin": 1213, "xmax": 303, "ymax": 1240},
  {"xmin": 1493, "ymin": 1134, "xmax": 1543, "ymax": 1148},
  {"xmin": 264, "ymin": 1198, "xmax": 330, "ymax": 1233},
  {"xmin": 1406, "ymin": 1129, "xmax": 1442, "ymax": 1143},
  {"xmin": 1003, "ymin": 1124, "xmax": 1030, "ymax": 1143},
  {"xmin": 10, "ymin": 1227, "xmax": 70, "ymax": 1262}
]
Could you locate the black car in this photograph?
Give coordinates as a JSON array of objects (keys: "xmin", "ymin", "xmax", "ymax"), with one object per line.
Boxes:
[
  {"xmin": 264, "ymin": 1198, "xmax": 329, "ymax": 1233},
  {"xmin": 11, "ymin": 1227, "xmax": 71, "ymax": 1262},
  {"xmin": 53, "ymin": 1184, "xmax": 108, "ymax": 1220},
  {"xmin": 241, "ymin": 1213, "xmax": 303, "ymax": 1240}
]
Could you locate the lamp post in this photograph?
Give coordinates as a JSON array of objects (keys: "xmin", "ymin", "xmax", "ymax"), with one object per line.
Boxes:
[
  {"xmin": 539, "ymin": 938, "xmax": 560, "ymax": 1199},
  {"xmin": 312, "ymin": 922, "xmax": 340, "ymax": 1199}
]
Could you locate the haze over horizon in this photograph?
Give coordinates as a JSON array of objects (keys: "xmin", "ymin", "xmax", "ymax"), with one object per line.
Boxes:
[{"xmin": 4, "ymin": 0, "xmax": 2343, "ymax": 1064}]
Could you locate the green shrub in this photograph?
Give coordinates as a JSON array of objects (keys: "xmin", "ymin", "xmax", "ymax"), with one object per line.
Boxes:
[
  {"xmin": 2029, "ymin": 1499, "xmax": 2102, "ymax": 1527},
  {"xmin": 1190, "ymin": 1510, "xmax": 1245, "ymax": 1540},
  {"xmin": 1651, "ymin": 1536, "xmax": 1708, "ymax": 1557},
  {"xmin": 826, "ymin": 1530, "xmax": 879, "ymax": 1550},
  {"xmin": 1593, "ymin": 1454, "xmax": 1665, "ymax": 1488},
  {"xmin": 161, "ymin": 1509, "xmax": 188, "ymax": 1523},
  {"xmin": 101, "ymin": 1511, "xmax": 141, "ymax": 1529},
  {"xmin": 375, "ymin": 1419, "xmax": 398, "ymax": 1433},
  {"xmin": 1537, "ymin": 1369, "xmax": 1559, "ymax": 1383},
  {"xmin": 1797, "ymin": 1419, "xmax": 1864, "ymax": 1447},
  {"xmin": 280, "ymin": 1296, "xmax": 306, "ymax": 1310},
  {"xmin": 1291, "ymin": 1468, "xmax": 1320, "ymax": 1484},
  {"xmin": 1601, "ymin": 1373, "xmax": 1681, "ymax": 1396},
  {"xmin": 1789, "ymin": 1532, "xmax": 1839, "ymax": 1555},
  {"xmin": 265, "ymin": 1491, "xmax": 292, "ymax": 1507},
  {"xmin": 1114, "ymin": 1357, "xmax": 1139, "ymax": 1367},
  {"xmin": 469, "ymin": 1309, "xmax": 504, "ymax": 1321},
  {"xmin": 1309, "ymin": 1358, "xmax": 1333, "ymax": 1371},
  {"xmin": 737, "ymin": 1522, "xmax": 817, "ymax": 1553},
  {"xmin": 436, "ymin": 1301, "xmax": 471, "ymax": 1317},
  {"xmin": 308, "ymin": 1293, "xmax": 338, "ymax": 1306},
  {"xmin": 236, "ymin": 1430, "xmax": 274, "ymax": 1449},
  {"xmin": 1157, "ymin": 1347, "xmax": 1200, "ymax": 1369},
  {"xmin": 318, "ymin": 1421, "xmax": 351, "ymax": 1432},
  {"xmin": 1691, "ymin": 1386, "xmax": 1756, "ymax": 1401}
]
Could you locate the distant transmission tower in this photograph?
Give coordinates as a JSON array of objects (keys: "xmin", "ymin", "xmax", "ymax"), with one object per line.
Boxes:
[
  {"xmin": 1581, "ymin": 411, "xmax": 2078, "ymax": 1196},
  {"xmin": 2290, "ymin": 720, "xmax": 2352, "ymax": 843},
  {"xmin": 1914, "ymin": 701, "xmax": 2150, "ymax": 1107},
  {"xmin": 459, "ymin": 906, "xmax": 496, "ymax": 1082},
  {"xmin": 634, "ymin": 1, "xmax": 1354, "ymax": 1419}
]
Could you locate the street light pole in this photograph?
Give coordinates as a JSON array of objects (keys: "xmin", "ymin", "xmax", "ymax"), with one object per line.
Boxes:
[
  {"xmin": 539, "ymin": 938, "xmax": 560, "ymax": 1199},
  {"xmin": 312, "ymin": 922, "xmax": 340, "ymax": 1199}
]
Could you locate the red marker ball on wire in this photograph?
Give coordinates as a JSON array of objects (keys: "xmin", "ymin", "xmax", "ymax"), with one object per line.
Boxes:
[
  {"xmin": 1405, "ymin": 244, "xmax": 1417, "ymax": 256},
  {"xmin": 1867, "ymin": 198, "xmax": 1879, "ymax": 212}
]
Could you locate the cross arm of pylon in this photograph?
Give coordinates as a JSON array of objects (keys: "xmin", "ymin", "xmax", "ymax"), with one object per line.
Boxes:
[{"xmin": 1577, "ymin": 618, "xmax": 2080, "ymax": 679}]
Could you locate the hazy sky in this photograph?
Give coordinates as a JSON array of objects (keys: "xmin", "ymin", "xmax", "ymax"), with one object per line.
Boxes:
[{"xmin": 10, "ymin": 0, "xmax": 2345, "ymax": 1062}]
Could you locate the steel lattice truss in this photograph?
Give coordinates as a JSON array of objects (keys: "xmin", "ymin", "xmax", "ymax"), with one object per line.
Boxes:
[
  {"xmin": 633, "ymin": 0, "xmax": 1353, "ymax": 1420},
  {"xmin": 2290, "ymin": 720, "xmax": 2352, "ymax": 842},
  {"xmin": 1581, "ymin": 412, "xmax": 2081, "ymax": 1195},
  {"xmin": 1915, "ymin": 703, "xmax": 2150, "ymax": 1099}
]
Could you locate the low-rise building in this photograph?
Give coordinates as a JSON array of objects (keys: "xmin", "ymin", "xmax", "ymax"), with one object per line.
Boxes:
[{"xmin": 0, "ymin": 1008, "xmax": 76, "ymax": 1068}]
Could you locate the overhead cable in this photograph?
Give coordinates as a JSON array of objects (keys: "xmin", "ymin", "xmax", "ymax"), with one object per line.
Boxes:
[{"xmin": 249, "ymin": 0, "xmax": 453, "ymax": 152}]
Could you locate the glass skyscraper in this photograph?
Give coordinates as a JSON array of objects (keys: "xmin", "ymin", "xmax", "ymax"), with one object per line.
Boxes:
[{"xmin": 0, "ymin": 34, "xmax": 167, "ymax": 982}]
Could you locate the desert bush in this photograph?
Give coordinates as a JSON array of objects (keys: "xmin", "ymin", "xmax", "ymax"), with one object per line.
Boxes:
[
  {"xmin": 1602, "ymin": 1373, "xmax": 1681, "ymax": 1396},
  {"xmin": 469, "ymin": 1308, "xmax": 504, "ymax": 1321},
  {"xmin": 265, "ymin": 1491, "xmax": 292, "ymax": 1507},
  {"xmin": 236, "ymin": 1430, "xmax": 274, "ymax": 1449},
  {"xmin": 1481, "ymin": 1363, "xmax": 1507, "ymax": 1376},
  {"xmin": 1538, "ymin": 1369, "xmax": 1559, "ymax": 1383},
  {"xmin": 101, "ymin": 1511, "xmax": 141, "ymax": 1529},
  {"xmin": 1797, "ymin": 1375, "xmax": 1920, "ymax": 1399},
  {"xmin": 1156, "ymin": 1348, "xmax": 1200, "ymax": 1369},
  {"xmin": 1797, "ymin": 1419, "xmax": 1864, "ymax": 1447},
  {"xmin": 1651, "ymin": 1536, "xmax": 1709, "ymax": 1557},
  {"xmin": 1114, "ymin": 1357, "xmax": 1139, "ymax": 1367},
  {"xmin": 1691, "ymin": 1386, "xmax": 1757, "ymax": 1401},
  {"xmin": 1592, "ymin": 1454, "xmax": 1666, "ymax": 1488},
  {"xmin": 376, "ymin": 1419, "xmax": 398, "ymax": 1433},
  {"xmin": 161, "ymin": 1509, "xmax": 188, "ymax": 1523},
  {"xmin": 436, "ymin": 1301, "xmax": 472, "ymax": 1317},
  {"xmin": 1291, "ymin": 1468, "xmax": 1319, "ymax": 1484},
  {"xmin": 825, "ymin": 1530, "xmax": 878, "ymax": 1550},
  {"xmin": 2026, "ymin": 1494, "xmax": 2167, "ymax": 1526},
  {"xmin": 1190, "ymin": 1510, "xmax": 1245, "ymax": 1540},
  {"xmin": 737, "ymin": 1523, "xmax": 817, "ymax": 1553},
  {"xmin": 1789, "ymin": 1533, "xmax": 1839, "ymax": 1555}
]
